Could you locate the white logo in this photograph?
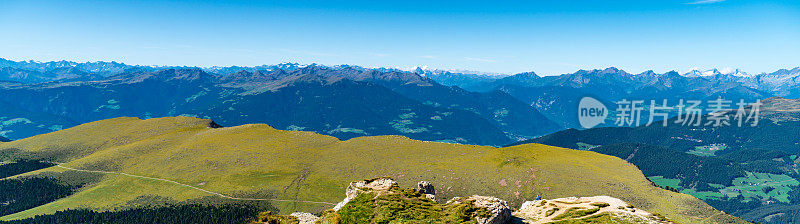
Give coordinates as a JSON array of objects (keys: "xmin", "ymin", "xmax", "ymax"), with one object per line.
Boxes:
[{"xmin": 578, "ymin": 96, "xmax": 608, "ymax": 129}]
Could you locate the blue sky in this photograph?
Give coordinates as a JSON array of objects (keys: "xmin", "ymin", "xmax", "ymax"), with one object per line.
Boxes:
[{"xmin": 1, "ymin": 0, "xmax": 798, "ymax": 75}]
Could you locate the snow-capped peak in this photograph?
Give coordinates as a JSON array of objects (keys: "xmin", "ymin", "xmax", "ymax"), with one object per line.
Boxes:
[
  {"xmin": 728, "ymin": 69, "xmax": 752, "ymax": 77},
  {"xmin": 682, "ymin": 69, "xmax": 706, "ymax": 77},
  {"xmin": 702, "ymin": 69, "xmax": 721, "ymax": 76},
  {"xmin": 681, "ymin": 68, "xmax": 745, "ymax": 77}
]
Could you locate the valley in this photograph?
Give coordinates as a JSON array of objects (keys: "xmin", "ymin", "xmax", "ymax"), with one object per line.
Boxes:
[{"xmin": 513, "ymin": 97, "xmax": 800, "ymax": 223}]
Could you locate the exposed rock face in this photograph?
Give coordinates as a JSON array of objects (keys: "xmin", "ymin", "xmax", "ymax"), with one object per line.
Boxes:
[
  {"xmin": 289, "ymin": 212, "xmax": 319, "ymax": 224},
  {"xmin": 333, "ymin": 177, "xmax": 398, "ymax": 211},
  {"xmin": 514, "ymin": 196, "xmax": 669, "ymax": 224},
  {"xmin": 447, "ymin": 195, "xmax": 512, "ymax": 224},
  {"xmin": 417, "ymin": 181, "xmax": 436, "ymax": 200},
  {"xmin": 326, "ymin": 179, "xmax": 669, "ymax": 224},
  {"xmin": 467, "ymin": 196, "xmax": 513, "ymax": 224},
  {"xmin": 331, "ymin": 178, "xmax": 510, "ymax": 224}
]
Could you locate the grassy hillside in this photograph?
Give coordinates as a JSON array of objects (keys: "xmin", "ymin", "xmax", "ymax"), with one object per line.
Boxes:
[{"xmin": 0, "ymin": 117, "xmax": 744, "ymax": 223}]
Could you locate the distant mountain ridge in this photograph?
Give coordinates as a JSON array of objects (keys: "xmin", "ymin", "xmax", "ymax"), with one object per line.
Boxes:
[
  {"xmin": 2, "ymin": 58, "xmax": 796, "ymax": 96},
  {"xmin": 428, "ymin": 66, "xmax": 793, "ymax": 129},
  {"xmin": 0, "ymin": 59, "xmax": 560, "ymax": 145},
  {"xmin": 428, "ymin": 67, "xmax": 800, "ymax": 93},
  {"xmin": 0, "ymin": 57, "xmax": 797, "ymax": 138}
]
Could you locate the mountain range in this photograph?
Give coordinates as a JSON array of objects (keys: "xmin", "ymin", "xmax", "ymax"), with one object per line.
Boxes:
[
  {"xmin": 1, "ymin": 58, "xmax": 798, "ymax": 145},
  {"xmin": 427, "ymin": 67, "xmax": 795, "ymax": 129},
  {"xmin": 0, "ymin": 59, "xmax": 561, "ymax": 145}
]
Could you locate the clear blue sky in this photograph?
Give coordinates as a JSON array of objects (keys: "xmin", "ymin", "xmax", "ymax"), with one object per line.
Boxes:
[{"xmin": 1, "ymin": 0, "xmax": 798, "ymax": 75}]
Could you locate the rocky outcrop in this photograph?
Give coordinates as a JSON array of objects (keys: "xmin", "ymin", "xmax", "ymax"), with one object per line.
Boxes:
[
  {"xmin": 470, "ymin": 196, "xmax": 513, "ymax": 224},
  {"xmin": 289, "ymin": 212, "xmax": 319, "ymax": 224},
  {"xmin": 332, "ymin": 177, "xmax": 398, "ymax": 211},
  {"xmin": 448, "ymin": 196, "xmax": 512, "ymax": 224},
  {"xmin": 330, "ymin": 178, "xmax": 511, "ymax": 224},
  {"xmin": 320, "ymin": 179, "xmax": 670, "ymax": 224},
  {"xmin": 514, "ymin": 196, "xmax": 670, "ymax": 224},
  {"xmin": 417, "ymin": 181, "xmax": 436, "ymax": 200}
]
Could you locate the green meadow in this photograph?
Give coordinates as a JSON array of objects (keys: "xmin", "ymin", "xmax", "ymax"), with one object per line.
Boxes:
[{"xmin": 0, "ymin": 117, "xmax": 746, "ymax": 223}]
